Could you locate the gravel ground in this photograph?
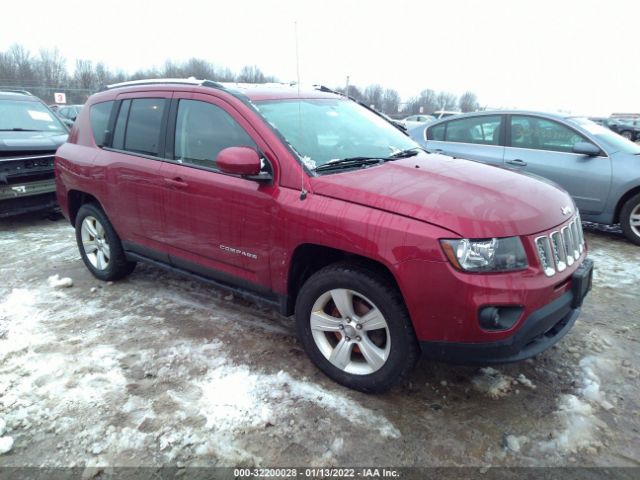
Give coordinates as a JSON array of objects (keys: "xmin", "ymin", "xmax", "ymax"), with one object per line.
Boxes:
[{"xmin": 0, "ymin": 213, "xmax": 638, "ymax": 469}]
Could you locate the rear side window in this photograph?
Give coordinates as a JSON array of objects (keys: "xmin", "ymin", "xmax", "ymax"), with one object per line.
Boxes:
[
  {"xmin": 427, "ymin": 123, "xmax": 445, "ymax": 141},
  {"xmin": 113, "ymin": 98, "xmax": 166, "ymax": 156},
  {"xmin": 174, "ymin": 99, "xmax": 256, "ymax": 170},
  {"xmin": 90, "ymin": 101, "xmax": 114, "ymax": 147},
  {"xmin": 445, "ymin": 115, "xmax": 501, "ymax": 145}
]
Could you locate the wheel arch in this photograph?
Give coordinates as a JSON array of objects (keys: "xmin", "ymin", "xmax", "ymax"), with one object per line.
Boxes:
[
  {"xmin": 285, "ymin": 243, "xmax": 403, "ymax": 316},
  {"xmin": 613, "ymin": 185, "xmax": 640, "ymax": 224},
  {"xmin": 67, "ymin": 190, "xmax": 102, "ymax": 226}
]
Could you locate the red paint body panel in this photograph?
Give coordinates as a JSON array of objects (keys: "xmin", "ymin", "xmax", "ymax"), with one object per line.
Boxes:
[{"xmin": 55, "ymin": 82, "xmax": 588, "ymax": 347}]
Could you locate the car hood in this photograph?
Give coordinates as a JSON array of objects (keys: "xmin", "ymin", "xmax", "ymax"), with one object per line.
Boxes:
[
  {"xmin": 310, "ymin": 153, "xmax": 575, "ymax": 238},
  {"xmin": 0, "ymin": 131, "xmax": 68, "ymax": 153}
]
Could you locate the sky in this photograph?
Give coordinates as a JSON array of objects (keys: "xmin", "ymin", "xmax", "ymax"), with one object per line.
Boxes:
[{"xmin": 1, "ymin": 0, "xmax": 638, "ymax": 116}]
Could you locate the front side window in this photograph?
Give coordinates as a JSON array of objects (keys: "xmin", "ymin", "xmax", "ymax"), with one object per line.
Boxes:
[
  {"xmin": 444, "ymin": 115, "xmax": 501, "ymax": 145},
  {"xmin": 0, "ymin": 99, "xmax": 66, "ymax": 132},
  {"xmin": 116, "ymin": 98, "xmax": 166, "ymax": 156},
  {"xmin": 90, "ymin": 101, "xmax": 114, "ymax": 147},
  {"xmin": 174, "ymin": 100, "xmax": 256, "ymax": 169},
  {"xmin": 256, "ymin": 98, "xmax": 417, "ymax": 169},
  {"xmin": 511, "ymin": 116, "xmax": 588, "ymax": 153}
]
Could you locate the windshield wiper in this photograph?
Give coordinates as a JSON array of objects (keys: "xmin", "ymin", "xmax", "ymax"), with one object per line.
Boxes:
[
  {"xmin": 0, "ymin": 128, "xmax": 42, "ymax": 132},
  {"xmin": 387, "ymin": 147, "xmax": 421, "ymax": 159},
  {"xmin": 314, "ymin": 148, "xmax": 423, "ymax": 173},
  {"xmin": 314, "ymin": 157, "xmax": 385, "ymax": 172}
]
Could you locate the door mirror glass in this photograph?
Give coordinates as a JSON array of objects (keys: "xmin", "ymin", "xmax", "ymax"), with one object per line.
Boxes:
[
  {"xmin": 216, "ymin": 146, "xmax": 262, "ymax": 176},
  {"xmin": 572, "ymin": 142, "xmax": 600, "ymax": 156}
]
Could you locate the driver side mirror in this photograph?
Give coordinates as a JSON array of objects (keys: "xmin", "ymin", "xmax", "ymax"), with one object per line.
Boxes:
[
  {"xmin": 216, "ymin": 146, "xmax": 272, "ymax": 182},
  {"xmin": 572, "ymin": 142, "xmax": 601, "ymax": 157}
]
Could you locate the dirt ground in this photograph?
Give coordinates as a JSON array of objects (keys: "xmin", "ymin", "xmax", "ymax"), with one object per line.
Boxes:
[{"xmin": 0, "ymin": 213, "xmax": 638, "ymax": 470}]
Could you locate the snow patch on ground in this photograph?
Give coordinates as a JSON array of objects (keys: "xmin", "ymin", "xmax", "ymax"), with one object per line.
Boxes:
[
  {"xmin": 0, "ymin": 278, "xmax": 400, "ymax": 466},
  {"xmin": 47, "ymin": 274, "xmax": 73, "ymax": 288},
  {"xmin": 587, "ymin": 247, "xmax": 640, "ymax": 295},
  {"xmin": 540, "ymin": 355, "xmax": 613, "ymax": 454},
  {"xmin": 472, "ymin": 368, "xmax": 536, "ymax": 399}
]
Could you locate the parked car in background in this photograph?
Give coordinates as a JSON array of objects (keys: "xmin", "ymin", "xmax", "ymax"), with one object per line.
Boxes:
[
  {"xmin": 401, "ymin": 114, "xmax": 435, "ymax": 129},
  {"xmin": 409, "ymin": 111, "xmax": 640, "ymax": 245},
  {"xmin": 432, "ymin": 110, "xmax": 462, "ymax": 119},
  {"xmin": 590, "ymin": 117, "xmax": 640, "ymax": 141},
  {"xmin": 56, "ymin": 79, "xmax": 591, "ymax": 392},
  {"xmin": 0, "ymin": 90, "xmax": 68, "ymax": 217},
  {"xmin": 56, "ymin": 104, "xmax": 83, "ymax": 122}
]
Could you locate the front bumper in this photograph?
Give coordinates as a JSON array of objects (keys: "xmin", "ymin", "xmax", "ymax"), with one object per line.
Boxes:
[{"xmin": 420, "ymin": 258, "xmax": 593, "ymax": 364}]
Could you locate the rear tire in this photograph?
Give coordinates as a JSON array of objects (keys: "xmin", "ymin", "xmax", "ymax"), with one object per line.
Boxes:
[
  {"xmin": 620, "ymin": 193, "xmax": 640, "ymax": 246},
  {"xmin": 620, "ymin": 130, "xmax": 633, "ymax": 140},
  {"xmin": 75, "ymin": 203, "xmax": 136, "ymax": 281},
  {"xmin": 295, "ymin": 263, "xmax": 419, "ymax": 393}
]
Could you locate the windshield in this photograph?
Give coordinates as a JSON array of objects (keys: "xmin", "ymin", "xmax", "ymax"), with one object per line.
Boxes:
[
  {"xmin": 0, "ymin": 100, "xmax": 66, "ymax": 132},
  {"xmin": 568, "ymin": 117, "xmax": 640, "ymax": 154},
  {"xmin": 255, "ymin": 98, "xmax": 417, "ymax": 170}
]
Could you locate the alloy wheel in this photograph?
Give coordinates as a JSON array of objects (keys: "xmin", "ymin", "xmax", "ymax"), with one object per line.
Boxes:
[{"xmin": 310, "ymin": 288, "xmax": 390, "ymax": 375}]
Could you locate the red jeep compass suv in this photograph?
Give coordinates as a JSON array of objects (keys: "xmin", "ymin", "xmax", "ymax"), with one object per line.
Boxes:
[{"xmin": 55, "ymin": 79, "xmax": 593, "ymax": 392}]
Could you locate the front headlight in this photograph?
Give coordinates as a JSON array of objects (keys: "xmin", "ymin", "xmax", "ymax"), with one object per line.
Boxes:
[{"xmin": 440, "ymin": 237, "xmax": 528, "ymax": 272}]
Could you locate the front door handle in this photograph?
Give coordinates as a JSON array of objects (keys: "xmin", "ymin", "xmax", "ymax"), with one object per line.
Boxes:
[
  {"xmin": 506, "ymin": 159, "xmax": 527, "ymax": 167},
  {"xmin": 164, "ymin": 177, "xmax": 188, "ymax": 188}
]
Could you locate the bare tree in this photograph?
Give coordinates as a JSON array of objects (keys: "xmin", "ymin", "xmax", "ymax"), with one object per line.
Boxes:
[
  {"xmin": 459, "ymin": 91, "xmax": 480, "ymax": 112},
  {"xmin": 38, "ymin": 48, "xmax": 67, "ymax": 87},
  {"xmin": 381, "ymin": 88, "xmax": 401, "ymax": 114},
  {"xmin": 436, "ymin": 91, "xmax": 458, "ymax": 111},
  {"xmin": 73, "ymin": 59, "xmax": 96, "ymax": 89},
  {"xmin": 238, "ymin": 65, "xmax": 267, "ymax": 83},
  {"xmin": 363, "ymin": 84, "xmax": 383, "ymax": 109}
]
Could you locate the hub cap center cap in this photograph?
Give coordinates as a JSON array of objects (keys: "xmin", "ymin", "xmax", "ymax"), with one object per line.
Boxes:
[{"xmin": 344, "ymin": 325, "xmax": 357, "ymax": 337}]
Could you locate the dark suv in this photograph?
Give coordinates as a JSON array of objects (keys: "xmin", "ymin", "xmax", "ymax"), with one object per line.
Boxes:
[
  {"xmin": 56, "ymin": 79, "xmax": 593, "ymax": 392},
  {"xmin": 1, "ymin": 91, "xmax": 68, "ymax": 217}
]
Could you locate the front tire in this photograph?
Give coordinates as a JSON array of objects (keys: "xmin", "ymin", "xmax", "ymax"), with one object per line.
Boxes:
[
  {"xmin": 620, "ymin": 193, "xmax": 640, "ymax": 246},
  {"xmin": 620, "ymin": 130, "xmax": 633, "ymax": 141},
  {"xmin": 295, "ymin": 263, "xmax": 419, "ymax": 393},
  {"xmin": 75, "ymin": 203, "xmax": 136, "ymax": 281}
]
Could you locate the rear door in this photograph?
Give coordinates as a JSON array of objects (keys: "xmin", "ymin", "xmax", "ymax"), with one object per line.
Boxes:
[
  {"xmin": 424, "ymin": 114, "xmax": 505, "ymax": 166},
  {"xmin": 503, "ymin": 115, "xmax": 612, "ymax": 215},
  {"xmin": 97, "ymin": 93, "xmax": 171, "ymax": 259}
]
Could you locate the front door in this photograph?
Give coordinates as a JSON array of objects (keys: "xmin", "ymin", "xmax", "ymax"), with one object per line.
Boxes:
[
  {"xmin": 503, "ymin": 115, "xmax": 612, "ymax": 215},
  {"xmin": 160, "ymin": 93, "xmax": 277, "ymax": 290}
]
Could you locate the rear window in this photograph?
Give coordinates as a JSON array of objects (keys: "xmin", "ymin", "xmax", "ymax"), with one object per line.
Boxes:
[{"xmin": 90, "ymin": 101, "xmax": 114, "ymax": 147}]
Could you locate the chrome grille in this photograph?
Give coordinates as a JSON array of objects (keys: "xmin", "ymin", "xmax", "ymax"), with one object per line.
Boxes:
[{"xmin": 535, "ymin": 215, "xmax": 585, "ymax": 277}]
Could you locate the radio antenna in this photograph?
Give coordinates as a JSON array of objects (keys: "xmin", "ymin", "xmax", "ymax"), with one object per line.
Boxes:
[{"xmin": 295, "ymin": 21, "xmax": 307, "ymax": 201}]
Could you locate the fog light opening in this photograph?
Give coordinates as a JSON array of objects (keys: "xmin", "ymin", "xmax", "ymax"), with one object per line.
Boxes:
[{"xmin": 478, "ymin": 306, "xmax": 523, "ymax": 331}]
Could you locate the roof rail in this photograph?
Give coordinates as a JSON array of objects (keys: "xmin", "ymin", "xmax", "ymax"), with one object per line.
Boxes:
[
  {"xmin": 102, "ymin": 78, "xmax": 225, "ymax": 91},
  {"xmin": 0, "ymin": 89, "xmax": 34, "ymax": 96}
]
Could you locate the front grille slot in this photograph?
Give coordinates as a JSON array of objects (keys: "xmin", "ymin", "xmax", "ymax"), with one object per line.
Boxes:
[{"xmin": 535, "ymin": 214, "xmax": 585, "ymax": 277}]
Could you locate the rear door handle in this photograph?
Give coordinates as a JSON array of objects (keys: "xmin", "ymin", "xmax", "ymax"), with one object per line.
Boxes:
[
  {"xmin": 164, "ymin": 177, "xmax": 188, "ymax": 188},
  {"xmin": 506, "ymin": 159, "xmax": 527, "ymax": 167}
]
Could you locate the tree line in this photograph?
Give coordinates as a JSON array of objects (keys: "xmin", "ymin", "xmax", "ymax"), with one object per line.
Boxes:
[{"xmin": 0, "ymin": 43, "xmax": 481, "ymax": 114}]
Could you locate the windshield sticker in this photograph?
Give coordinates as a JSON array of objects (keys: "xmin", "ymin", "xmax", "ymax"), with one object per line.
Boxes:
[
  {"xmin": 301, "ymin": 156, "xmax": 317, "ymax": 170},
  {"xmin": 28, "ymin": 110, "xmax": 53, "ymax": 122}
]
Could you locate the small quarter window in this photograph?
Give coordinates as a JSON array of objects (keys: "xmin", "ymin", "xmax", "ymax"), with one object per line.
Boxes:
[
  {"xmin": 89, "ymin": 101, "xmax": 114, "ymax": 147},
  {"xmin": 427, "ymin": 123, "xmax": 445, "ymax": 141}
]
